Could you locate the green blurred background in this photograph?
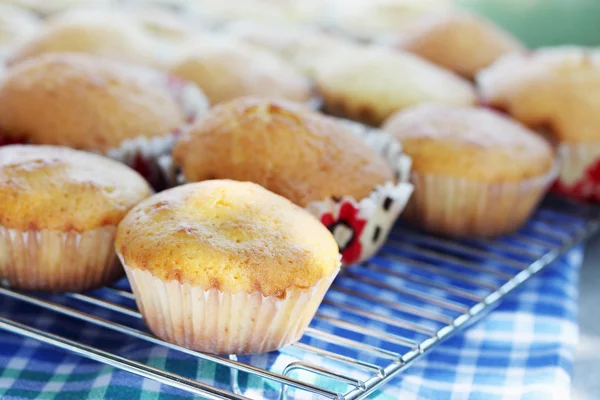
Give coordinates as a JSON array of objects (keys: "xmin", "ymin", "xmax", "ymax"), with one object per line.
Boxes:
[{"xmin": 457, "ymin": 0, "xmax": 600, "ymax": 47}]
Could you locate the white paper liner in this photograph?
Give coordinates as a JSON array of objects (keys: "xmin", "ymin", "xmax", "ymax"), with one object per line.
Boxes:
[
  {"xmin": 403, "ymin": 162, "xmax": 560, "ymax": 237},
  {"xmin": 553, "ymin": 142, "xmax": 600, "ymax": 201},
  {"xmin": 123, "ymin": 263, "xmax": 340, "ymax": 355},
  {"xmin": 0, "ymin": 225, "xmax": 121, "ymax": 292},
  {"xmin": 159, "ymin": 120, "xmax": 413, "ymax": 265},
  {"xmin": 106, "ymin": 78, "xmax": 209, "ymax": 189}
]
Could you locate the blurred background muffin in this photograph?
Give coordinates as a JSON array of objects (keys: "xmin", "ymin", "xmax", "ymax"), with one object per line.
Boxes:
[
  {"xmin": 8, "ymin": 8, "xmax": 157, "ymax": 67},
  {"xmin": 0, "ymin": 145, "xmax": 152, "ymax": 292},
  {"xmin": 0, "ymin": 53, "xmax": 208, "ymax": 187},
  {"xmin": 384, "ymin": 104, "xmax": 556, "ymax": 237},
  {"xmin": 315, "ymin": 46, "xmax": 477, "ymax": 126},
  {"xmin": 389, "ymin": 12, "xmax": 525, "ymax": 80},
  {"xmin": 478, "ymin": 46, "xmax": 600, "ymax": 202},
  {"xmin": 168, "ymin": 36, "xmax": 313, "ymax": 106},
  {"xmin": 116, "ymin": 180, "xmax": 340, "ymax": 354}
]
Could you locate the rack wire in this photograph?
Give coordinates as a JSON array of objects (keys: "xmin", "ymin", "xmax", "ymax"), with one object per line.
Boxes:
[{"xmin": 0, "ymin": 198, "xmax": 598, "ymax": 400}]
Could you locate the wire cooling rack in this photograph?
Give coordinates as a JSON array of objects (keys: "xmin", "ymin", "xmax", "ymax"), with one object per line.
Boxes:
[{"xmin": 0, "ymin": 198, "xmax": 598, "ymax": 400}]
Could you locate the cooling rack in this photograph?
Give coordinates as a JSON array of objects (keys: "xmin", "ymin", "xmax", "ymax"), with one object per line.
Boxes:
[{"xmin": 0, "ymin": 198, "xmax": 598, "ymax": 400}]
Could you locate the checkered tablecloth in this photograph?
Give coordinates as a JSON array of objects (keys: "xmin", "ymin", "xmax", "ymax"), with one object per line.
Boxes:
[{"xmin": 0, "ymin": 247, "xmax": 582, "ymax": 400}]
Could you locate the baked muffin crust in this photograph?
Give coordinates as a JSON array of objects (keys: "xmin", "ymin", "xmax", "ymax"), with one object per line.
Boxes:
[
  {"xmin": 116, "ymin": 180, "xmax": 340, "ymax": 298},
  {"xmin": 173, "ymin": 97, "xmax": 394, "ymax": 206},
  {"xmin": 383, "ymin": 104, "xmax": 554, "ymax": 181},
  {"xmin": 477, "ymin": 47, "xmax": 600, "ymax": 143},
  {"xmin": 0, "ymin": 53, "xmax": 187, "ymax": 152},
  {"xmin": 0, "ymin": 145, "xmax": 152, "ymax": 231},
  {"xmin": 315, "ymin": 46, "xmax": 476, "ymax": 125}
]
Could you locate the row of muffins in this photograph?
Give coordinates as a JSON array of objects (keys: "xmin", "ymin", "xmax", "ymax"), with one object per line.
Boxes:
[{"xmin": 0, "ymin": 0, "xmax": 598, "ymax": 356}]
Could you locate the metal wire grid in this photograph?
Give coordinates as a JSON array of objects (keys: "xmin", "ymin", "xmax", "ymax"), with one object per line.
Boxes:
[{"xmin": 0, "ymin": 199, "xmax": 598, "ymax": 400}]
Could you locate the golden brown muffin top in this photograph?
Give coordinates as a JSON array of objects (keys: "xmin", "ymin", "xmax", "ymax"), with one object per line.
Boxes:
[
  {"xmin": 173, "ymin": 97, "xmax": 394, "ymax": 207},
  {"xmin": 0, "ymin": 53, "xmax": 187, "ymax": 153},
  {"xmin": 0, "ymin": 145, "xmax": 152, "ymax": 231},
  {"xmin": 169, "ymin": 37, "xmax": 312, "ymax": 105},
  {"xmin": 315, "ymin": 46, "xmax": 477, "ymax": 125},
  {"xmin": 477, "ymin": 46, "xmax": 600, "ymax": 143},
  {"xmin": 9, "ymin": 9, "xmax": 156, "ymax": 66},
  {"xmin": 383, "ymin": 104, "xmax": 554, "ymax": 181},
  {"xmin": 115, "ymin": 180, "xmax": 340, "ymax": 298},
  {"xmin": 396, "ymin": 13, "xmax": 524, "ymax": 79}
]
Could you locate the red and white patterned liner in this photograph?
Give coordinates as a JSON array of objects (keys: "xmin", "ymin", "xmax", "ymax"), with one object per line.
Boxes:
[
  {"xmin": 552, "ymin": 142, "xmax": 600, "ymax": 202},
  {"xmin": 161, "ymin": 119, "xmax": 413, "ymax": 265}
]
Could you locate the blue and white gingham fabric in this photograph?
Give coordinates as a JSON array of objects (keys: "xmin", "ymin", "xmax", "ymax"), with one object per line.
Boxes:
[{"xmin": 0, "ymin": 245, "xmax": 582, "ymax": 400}]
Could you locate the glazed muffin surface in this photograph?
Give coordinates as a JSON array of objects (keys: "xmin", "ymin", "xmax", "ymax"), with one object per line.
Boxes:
[
  {"xmin": 0, "ymin": 53, "xmax": 187, "ymax": 152},
  {"xmin": 384, "ymin": 104, "xmax": 554, "ymax": 180},
  {"xmin": 0, "ymin": 145, "xmax": 153, "ymax": 231},
  {"xmin": 115, "ymin": 180, "xmax": 340, "ymax": 298},
  {"xmin": 173, "ymin": 97, "xmax": 394, "ymax": 207}
]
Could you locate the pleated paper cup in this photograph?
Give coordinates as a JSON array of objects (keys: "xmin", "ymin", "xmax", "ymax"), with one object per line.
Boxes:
[
  {"xmin": 404, "ymin": 163, "xmax": 559, "ymax": 237},
  {"xmin": 552, "ymin": 142, "xmax": 600, "ymax": 202},
  {"xmin": 0, "ymin": 225, "xmax": 121, "ymax": 292},
  {"xmin": 123, "ymin": 263, "xmax": 340, "ymax": 355}
]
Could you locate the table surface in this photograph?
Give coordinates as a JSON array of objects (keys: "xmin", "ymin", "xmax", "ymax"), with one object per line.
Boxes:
[{"xmin": 573, "ymin": 234, "xmax": 600, "ymax": 400}]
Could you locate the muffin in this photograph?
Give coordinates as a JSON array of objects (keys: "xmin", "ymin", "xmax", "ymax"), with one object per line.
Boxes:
[
  {"xmin": 315, "ymin": 46, "xmax": 477, "ymax": 126},
  {"xmin": 383, "ymin": 104, "xmax": 556, "ymax": 237},
  {"xmin": 0, "ymin": 145, "xmax": 152, "ymax": 292},
  {"xmin": 172, "ymin": 97, "xmax": 414, "ymax": 263},
  {"xmin": 392, "ymin": 13, "xmax": 525, "ymax": 80},
  {"xmin": 9, "ymin": 9, "xmax": 157, "ymax": 67},
  {"xmin": 223, "ymin": 20, "xmax": 361, "ymax": 79},
  {"xmin": 168, "ymin": 37, "xmax": 314, "ymax": 105},
  {"xmin": 0, "ymin": 53, "xmax": 208, "ymax": 187},
  {"xmin": 477, "ymin": 46, "xmax": 600, "ymax": 202},
  {"xmin": 116, "ymin": 180, "xmax": 340, "ymax": 354},
  {"xmin": 0, "ymin": 4, "xmax": 40, "ymax": 61}
]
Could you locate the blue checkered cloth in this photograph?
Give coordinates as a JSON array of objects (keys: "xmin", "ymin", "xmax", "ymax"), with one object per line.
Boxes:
[{"xmin": 0, "ymin": 245, "xmax": 582, "ymax": 400}]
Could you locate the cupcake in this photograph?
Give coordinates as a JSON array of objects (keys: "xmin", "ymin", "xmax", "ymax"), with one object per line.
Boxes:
[
  {"xmin": 9, "ymin": 9, "xmax": 157, "ymax": 67},
  {"xmin": 172, "ymin": 97, "xmax": 413, "ymax": 264},
  {"xmin": 391, "ymin": 13, "xmax": 525, "ymax": 80},
  {"xmin": 315, "ymin": 46, "xmax": 477, "ymax": 126},
  {"xmin": 0, "ymin": 53, "xmax": 208, "ymax": 188},
  {"xmin": 383, "ymin": 104, "xmax": 556, "ymax": 237},
  {"xmin": 0, "ymin": 4, "xmax": 40, "ymax": 61},
  {"xmin": 477, "ymin": 46, "xmax": 600, "ymax": 202},
  {"xmin": 116, "ymin": 180, "xmax": 341, "ymax": 354},
  {"xmin": 0, "ymin": 145, "xmax": 152, "ymax": 292},
  {"xmin": 168, "ymin": 36, "xmax": 314, "ymax": 106}
]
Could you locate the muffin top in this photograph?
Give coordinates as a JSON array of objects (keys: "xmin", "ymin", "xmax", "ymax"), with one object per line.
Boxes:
[
  {"xmin": 315, "ymin": 46, "xmax": 476, "ymax": 125},
  {"xmin": 169, "ymin": 37, "xmax": 313, "ymax": 105},
  {"xmin": 9, "ymin": 9, "xmax": 156, "ymax": 66},
  {"xmin": 0, "ymin": 145, "xmax": 152, "ymax": 231},
  {"xmin": 173, "ymin": 97, "xmax": 394, "ymax": 207},
  {"xmin": 477, "ymin": 46, "xmax": 600, "ymax": 143},
  {"xmin": 396, "ymin": 13, "xmax": 524, "ymax": 79},
  {"xmin": 383, "ymin": 104, "xmax": 554, "ymax": 181},
  {"xmin": 115, "ymin": 180, "xmax": 340, "ymax": 298},
  {"xmin": 0, "ymin": 53, "xmax": 189, "ymax": 153},
  {"xmin": 0, "ymin": 4, "xmax": 40, "ymax": 55}
]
